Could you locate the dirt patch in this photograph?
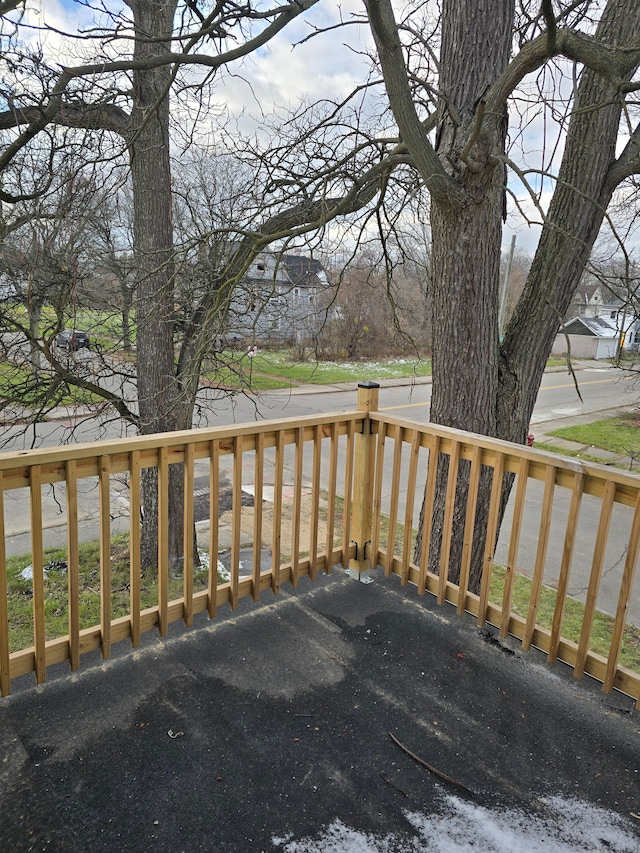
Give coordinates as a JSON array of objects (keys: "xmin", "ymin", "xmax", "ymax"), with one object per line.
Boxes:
[{"xmin": 217, "ymin": 492, "xmax": 339, "ymax": 559}]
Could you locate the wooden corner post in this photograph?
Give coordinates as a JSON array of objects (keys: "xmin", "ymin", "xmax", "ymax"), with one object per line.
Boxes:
[{"xmin": 349, "ymin": 381, "xmax": 380, "ymax": 583}]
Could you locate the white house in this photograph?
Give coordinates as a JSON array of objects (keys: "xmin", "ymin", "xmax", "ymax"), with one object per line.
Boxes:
[{"xmin": 553, "ymin": 282, "xmax": 640, "ymax": 359}]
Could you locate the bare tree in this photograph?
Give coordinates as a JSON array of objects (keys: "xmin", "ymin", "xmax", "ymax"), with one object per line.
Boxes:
[
  {"xmin": 320, "ymin": 242, "xmax": 430, "ymax": 360},
  {"xmin": 0, "ymin": 0, "xmax": 320, "ymax": 569},
  {"xmin": 0, "ymin": 158, "xmax": 136, "ymax": 429},
  {"xmin": 2, "ymin": 1, "xmax": 640, "ymax": 592}
]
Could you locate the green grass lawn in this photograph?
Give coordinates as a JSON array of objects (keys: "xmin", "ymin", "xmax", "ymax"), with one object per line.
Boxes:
[
  {"xmin": 256, "ymin": 351, "xmax": 431, "ymax": 383},
  {"xmin": 203, "ymin": 350, "xmax": 432, "ymax": 390},
  {"xmin": 489, "ymin": 565, "xmax": 640, "ymax": 672},
  {"xmin": 547, "ymin": 415, "xmax": 640, "ymax": 457},
  {"xmin": 4, "ymin": 536, "xmax": 223, "ymax": 654}
]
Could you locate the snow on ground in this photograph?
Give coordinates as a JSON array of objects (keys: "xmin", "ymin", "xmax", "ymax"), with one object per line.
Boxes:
[{"xmin": 272, "ymin": 793, "xmax": 639, "ymax": 852}]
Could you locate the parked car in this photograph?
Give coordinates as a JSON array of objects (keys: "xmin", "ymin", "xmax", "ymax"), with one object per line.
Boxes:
[{"xmin": 55, "ymin": 330, "xmax": 90, "ymax": 352}]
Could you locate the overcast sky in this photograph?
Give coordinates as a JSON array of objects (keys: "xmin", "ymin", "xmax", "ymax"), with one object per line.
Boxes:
[{"xmin": 22, "ymin": 0, "xmax": 613, "ymax": 259}]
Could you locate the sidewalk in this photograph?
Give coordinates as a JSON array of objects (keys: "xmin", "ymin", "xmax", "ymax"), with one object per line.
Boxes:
[{"xmin": 532, "ymin": 404, "xmax": 639, "ymax": 472}]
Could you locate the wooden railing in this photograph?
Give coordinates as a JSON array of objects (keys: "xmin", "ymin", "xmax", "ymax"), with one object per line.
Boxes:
[
  {"xmin": 0, "ymin": 383, "xmax": 639, "ymax": 706},
  {"xmin": 0, "ymin": 411, "xmax": 363, "ymax": 696}
]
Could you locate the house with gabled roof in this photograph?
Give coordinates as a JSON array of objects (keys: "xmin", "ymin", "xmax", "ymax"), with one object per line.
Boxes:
[
  {"xmin": 554, "ymin": 281, "xmax": 640, "ymax": 359},
  {"xmin": 227, "ymin": 251, "xmax": 334, "ymax": 345}
]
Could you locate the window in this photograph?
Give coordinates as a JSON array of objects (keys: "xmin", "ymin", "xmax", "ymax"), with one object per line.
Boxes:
[{"xmin": 293, "ymin": 287, "xmax": 300, "ymax": 299}]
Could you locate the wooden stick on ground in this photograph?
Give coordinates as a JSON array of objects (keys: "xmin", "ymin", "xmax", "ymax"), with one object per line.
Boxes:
[{"xmin": 388, "ymin": 731, "xmax": 473, "ymax": 794}]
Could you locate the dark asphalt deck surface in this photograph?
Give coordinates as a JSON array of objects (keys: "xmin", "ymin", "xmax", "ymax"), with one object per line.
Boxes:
[{"xmin": 1, "ymin": 570, "xmax": 639, "ymax": 852}]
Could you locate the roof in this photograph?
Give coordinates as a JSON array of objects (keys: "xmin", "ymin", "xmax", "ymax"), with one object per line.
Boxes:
[
  {"xmin": 561, "ymin": 316, "xmax": 619, "ymax": 338},
  {"xmin": 281, "ymin": 254, "xmax": 327, "ymax": 287},
  {"xmin": 246, "ymin": 252, "xmax": 328, "ymax": 289},
  {"xmin": 1, "ymin": 571, "xmax": 638, "ymax": 851}
]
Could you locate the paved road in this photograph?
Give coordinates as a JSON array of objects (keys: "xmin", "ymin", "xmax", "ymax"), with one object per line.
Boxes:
[
  {"xmin": 195, "ymin": 362, "xmax": 637, "ymax": 429},
  {"xmin": 0, "ymin": 361, "xmax": 635, "ymax": 449}
]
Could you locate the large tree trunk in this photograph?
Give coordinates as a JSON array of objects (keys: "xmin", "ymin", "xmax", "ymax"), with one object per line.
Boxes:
[
  {"xmin": 498, "ymin": 2, "xmax": 640, "ymax": 443},
  {"xmin": 415, "ymin": 0, "xmax": 513, "ymax": 589},
  {"xmin": 129, "ymin": 0, "xmax": 187, "ymax": 570}
]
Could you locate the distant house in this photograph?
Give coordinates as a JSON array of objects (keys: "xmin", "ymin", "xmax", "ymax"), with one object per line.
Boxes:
[
  {"xmin": 554, "ymin": 282, "xmax": 640, "ymax": 359},
  {"xmin": 228, "ymin": 252, "xmax": 333, "ymax": 345}
]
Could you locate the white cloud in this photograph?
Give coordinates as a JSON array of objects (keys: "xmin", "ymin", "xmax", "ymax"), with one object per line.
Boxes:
[{"xmin": 214, "ymin": 3, "xmax": 373, "ymax": 115}]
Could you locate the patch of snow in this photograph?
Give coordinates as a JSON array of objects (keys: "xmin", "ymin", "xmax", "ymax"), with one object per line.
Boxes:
[
  {"xmin": 272, "ymin": 794, "xmax": 639, "ymax": 852},
  {"xmin": 197, "ymin": 550, "xmax": 230, "ymax": 582}
]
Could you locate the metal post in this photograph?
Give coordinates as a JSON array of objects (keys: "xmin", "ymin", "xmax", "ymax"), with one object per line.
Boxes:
[{"xmin": 348, "ymin": 381, "xmax": 379, "ymax": 583}]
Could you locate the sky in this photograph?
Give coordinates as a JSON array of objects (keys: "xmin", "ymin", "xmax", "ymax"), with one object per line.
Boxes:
[{"xmin": 13, "ymin": 1, "xmax": 637, "ymax": 260}]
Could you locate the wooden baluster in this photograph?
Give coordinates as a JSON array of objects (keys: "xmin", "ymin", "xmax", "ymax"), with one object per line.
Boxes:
[
  {"xmin": 438, "ymin": 440, "xmax": 461, "ymax": 604},
  {"xmin": 65, "ymin": 459, "xmax": 80, "ymax": 670},
  {"xmin": 208, "ymin": 440, "xmax": 220, "ymax": 618},
  {"xmin": 183, "ymin": 442, "xmax": 195, "ymax": 627},
  {"xmin": 99, "ymin": 455, "xmax": 112, "ymax": 657},
  {"xmin": 324, "ymin": 421, "xmax": 339, "ymax": 574},
  {"xmin": 548, "ymin": 472, "xmax": 583, "ymax": 664},
  {"xmin": 371, "ymin": 420, "xmax": 387, "ymax": 576},
  {"xmin": 401, "ymin": 430, "xmax": 421, "ymax": 586},
  {"xmin": 385, "ymin": 424, "xmax": 402, "ymax": 578},
  {"xmin": 272, "ymin": 430, "xmax": 284, "ymax": 594},
  {"xmin": 230, "ymin": 435, "xmax": 243, "ymax": 610},
  {"xmin": 523, "ymin": 464, "xmax": 556, "ymax": 650},
  {"xmin": 417, "ymin": 434, "xmax": 440, "ymax": 596},
  {"xmin": 500, "ymin": 457, "xmax": 529, "ymax": 637},
  {"xmin": 30, "ymin": 466, "xmax": 46, "ymax": 683},
  {"xmin": 477, "ymin": 452, "xmax": 505, "ymax": 628},
  {"xmin": 252, "ymin": 432, "xmax": 265, "ymax": 600},
  {"xmin": 309, "ymin": 424, "xmax": 321, "ymax": 581},
  {"xmin": 291, "ymin": 427, "xmax": 304, "ymax": 587},
  {"xmin": 575, "ymin": 480, "xmax": 616, "ymax": 679},
  {"xmin": 129, "ymin": 451, "xmax": 142, "ymax": 647},
  {"xmin": 458, "ymin": 444, "xmax": 481, "ymax": 615},
  {"xmin": 158, "ymin": 446, "xmax": 169, "ymax": 637}
]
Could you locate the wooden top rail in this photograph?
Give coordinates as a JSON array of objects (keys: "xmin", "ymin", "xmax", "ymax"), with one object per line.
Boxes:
[
  {"xmin": 0, "ymin": 410, "xmax": 365, "ymax": 491},
  {"xmin": 370, "ymin": 412, "xmax": 640, "ymax": 508}
]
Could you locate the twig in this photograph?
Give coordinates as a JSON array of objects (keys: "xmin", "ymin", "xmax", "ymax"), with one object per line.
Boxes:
[{"xmin": 388, "ymin": 731, "xmax": 473, "ymax": 794}]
